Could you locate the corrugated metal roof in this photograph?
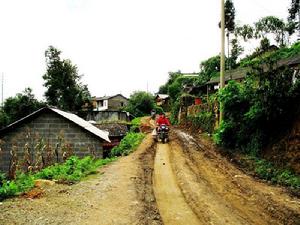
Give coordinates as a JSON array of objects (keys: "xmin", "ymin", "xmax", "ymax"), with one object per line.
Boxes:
[
  {"xmin": 0, "ymin": 107, "xmax": 111, "ymax": 143},
  {"xmin": 156, "ymin": 94, "xmax": 169, "ymax": 99},
  {"xmin": 92, "ymin": 94, "xmax": 129, "ymax": 101},
  {"xmin": 51, "ymin": 108, "xmax": 110, "ymax": 142}
]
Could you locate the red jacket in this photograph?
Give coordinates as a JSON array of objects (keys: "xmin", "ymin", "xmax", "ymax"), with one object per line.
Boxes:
[{"xmin": 156, "ymin": 116, "xmax": 171, "ymax": 126}]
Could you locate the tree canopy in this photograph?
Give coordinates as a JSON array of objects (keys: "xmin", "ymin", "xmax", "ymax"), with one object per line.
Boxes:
[
  {"xmin": 125, "ymin": 91, "xmax": 156, "ymax": 117},
  {"xmin": 43, "ymin": 46, "xmax": 91, "ymax": 112},
  {"xmin": 0, "ymin": 88, "xmax": 45, "ymax": 128}
]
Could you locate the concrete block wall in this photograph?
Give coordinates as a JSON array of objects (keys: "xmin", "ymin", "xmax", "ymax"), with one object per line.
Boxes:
[{"xmin": 0, "ymin": 111, "xmax": 104, "ymax": 174}]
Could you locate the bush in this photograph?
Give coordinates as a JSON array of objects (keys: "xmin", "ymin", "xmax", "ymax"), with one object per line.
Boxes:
[
  {"xmin": 0, "ymin": 156, "xmax": 116, "ymax": 200},
  {"xmin": 130, "ymin": 117, "xmax": 142, "ymax": 132},
  {"xmin": 214, "ymin": 65, "xmax": 299, "ymax": 154},
  {"xmin": 110, "ymin": 132, "xmax": 145, "ymax": 157},
  {"xmin": 0, "ymin": 172, "xmax": 35, "ymax": 200},
  {"xmin": 254, "ymin": 159, "xmax": 300, "ymax": 189},
  {"xmin": 187, "ymin": 111, "xmax": 214, "ymax": 133},
  {"xmin": 35, "ymin": 156, "xmax": 115, "ymax": 183},
  {"xmin": 170, "ymin": 98, "xmax": 180, "ymax": 125}
]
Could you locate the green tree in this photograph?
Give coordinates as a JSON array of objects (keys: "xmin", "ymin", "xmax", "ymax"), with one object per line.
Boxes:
[
  {"xmin": 0, "ymin": 88, "xmax": 45, "ymax": 128},
  {"xmin": 200, "ymin": 55, "xmax": 221, "ymax": 80},
  {"xmin": 236, "ymin": 24, "xmax": 254, "ymax": 41},
  {"xmin": 125, "ymin": 91, "xmax": 155, "ymax": 117},
  {"xmin": 230, "ymin": 38, "xmax": 243, "ymax": 68},
  {"xmin": 254, "ymin": 16, "xmax": 289, "ymax": 46},
  {"xmin": 288, "ymin": 0, "xmax": 300, "ymax": 34},
  {"xmin": 43, "ymin": 46, "xmax": 91, "ymax": 112},
  {"xmin": 219, "ymin": 0, "xmax": 236, "ymax": 69},
  {"xmin": 225, "ymin": 0, "xmax": 235, "ymax": 69}
]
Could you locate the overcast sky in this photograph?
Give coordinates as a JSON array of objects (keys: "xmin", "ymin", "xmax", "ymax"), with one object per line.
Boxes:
[{"xmin": 0, "ymin": 0, "xmax": 289, "ymax": 101}]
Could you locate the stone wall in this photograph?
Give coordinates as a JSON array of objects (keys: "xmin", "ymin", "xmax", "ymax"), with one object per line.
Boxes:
[{"xmin": 0, "ymin": 111, "xmax": 104, "ymax": 174}]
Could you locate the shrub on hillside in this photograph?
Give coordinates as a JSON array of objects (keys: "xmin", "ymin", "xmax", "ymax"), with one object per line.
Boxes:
[
  {"xmin": 110, "ymin": 132, "xmax": 145, "ymax": 157},
  {"xmin": 214, "ymin": 65, "xmax": 299, "ymax": 154}
]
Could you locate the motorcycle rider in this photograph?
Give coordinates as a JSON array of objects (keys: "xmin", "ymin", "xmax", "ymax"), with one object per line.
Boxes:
[{"xmin": 156, "ymin": 112, "xmax": 170, "ymax": 126}]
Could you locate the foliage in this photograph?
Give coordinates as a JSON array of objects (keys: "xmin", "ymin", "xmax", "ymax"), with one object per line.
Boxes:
[
  {"xmin": 224, "ymin": 0, "xmax": 235, "ymax": 33},
  {"xmin": 125, "ymin": 91, "xmax": 155, "ymax": 117},
  {"xmin": 34, "ymin": 156, "xmax": 114, "ymax": 183},
  {"xmin": 230, "ymin": 38, "xmax": 244, "ymax": 68},
  {"xmin": 0, "ymin": 172, "xmax": 34, "ymax": 200},
  {"xmin": 110, "ymin": 132, "xmax": 145, "ymax": 157},
  {"xmin": 240, "ymin": 41, "xmax": 300, "ymax": 68},
  {"xmin": 0, "ymin": 88, "xmax": 45, "ymax": 128},
  {"xmin": 214, "ymin": 63, "xmax": 299, "ymax": 154},
  {"xmin": 199, "ymin": 55, "xmax": 221, "ymax": 80},
  {"xmin": 0, "ymin": 156, "xmax": 115, "ymax": 200},
  {"xmin": 253, "ymin": 158, "xmax": 300, "ymax": 189},
  {"xmin": 254, "ymin": 16, "xmax": 291, "ymax": 46},
  {"xmin": 288, "ymin": 0, "xmax": 300, "ymax": 21},
  {"xmin": 235, "ymin": 24, "xmax": 254, "ymax": 41},
  {"xmin": 170, "ymin": 98, "xmax": 180, "ymax": 125},
  {"xmin": 187, "ymin": 111, "xmax": 215, "ymax": 134},
  {"xmin": 130, "ymin": 117, "xmax": 142, "ymax": 132},
  {"xmin": 43, "ymin": 46, "xmax": 91, "ymax": 112}
]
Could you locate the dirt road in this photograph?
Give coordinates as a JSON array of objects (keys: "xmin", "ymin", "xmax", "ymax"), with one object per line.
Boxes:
[
  {"xmin": 1, "ymin": 122, "xmax": 300, "ymax": 225},
  {"xmin": 165, "ymin": 130, "xmax": 300, "ymax": 225},
  {"xmin": 153, "ymin": 143, "xmax": 200, "ymax": 225},
  {"xmin": 0, "ymin": 134, "xmax": 162, "ymax": 225}
]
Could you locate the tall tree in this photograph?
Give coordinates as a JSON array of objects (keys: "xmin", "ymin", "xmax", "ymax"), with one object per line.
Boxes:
[
  {"xmin": 289, "ymin": 0, "xmax": 300, "ymax": 22},
  {"xmin": 43, "ymin": 46, "xmax": 91, "ymax": 112},
  {"xmin": 288, "ymin": 0, "xmax": 300, "ymax": 37},
  {"xmin": 219, "ymin": 0, "xmax": 236, "ymax": 69}
]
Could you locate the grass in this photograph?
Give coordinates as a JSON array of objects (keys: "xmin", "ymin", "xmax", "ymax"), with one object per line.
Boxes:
[
  {"xmin": 242, "ymin": 156, "xmax": 300, "ymax": 190},
  {"xmin": 0, "ymin": 156, "xmax": 116, "ymax": 200}
]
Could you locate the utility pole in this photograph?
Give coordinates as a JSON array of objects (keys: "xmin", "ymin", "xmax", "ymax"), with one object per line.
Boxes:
[{"xmin": 220, "ymin": 0, "xmax": 226, "ymax": 125}]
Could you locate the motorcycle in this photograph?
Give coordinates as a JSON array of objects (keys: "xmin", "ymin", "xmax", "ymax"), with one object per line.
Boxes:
[{"xmin": 156, "ymin": 124, "xmax": 169, "ymax": 143}]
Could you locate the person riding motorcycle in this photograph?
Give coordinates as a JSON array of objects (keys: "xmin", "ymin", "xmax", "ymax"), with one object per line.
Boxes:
[
  {"xmin": 155, "ymin": 113, "xmax": 170, "ymax": 143},
  {"xmin": 156, "ymin": 113, "xmax": 170, "ymax": 126}
]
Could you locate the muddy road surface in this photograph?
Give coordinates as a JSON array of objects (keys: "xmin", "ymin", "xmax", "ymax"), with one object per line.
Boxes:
[
  {"xmin": 156, "ymin": 130, "xmax": 300, "ymax": 225},
  {"xmin": 1, "ymin": 123, "xmax": 300, "ymax": 225}
]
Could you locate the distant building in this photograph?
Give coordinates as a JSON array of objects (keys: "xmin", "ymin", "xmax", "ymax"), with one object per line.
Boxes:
[
  {"xmin": 92, "ymin": 94, "xmax": 129, "ymax": 111},
  {"xmin": 0, "ymin": 107, "xmax": 110, "ymax": 174},
  {"xmin": 89, "ymin": 94, "xmax": 131, "ymax": 123},
  {"xmin": 155, "ymin": 94, "xmax": 170, "ymax": 111}
]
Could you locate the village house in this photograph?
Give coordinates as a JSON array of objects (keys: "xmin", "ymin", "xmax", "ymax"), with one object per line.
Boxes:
[
  {"xmin": 155, "ymin": 94, "xmax": 170, "ymax": 111},
  {"xmin": 89, "ymin": 94, "xmax": 131, "ymax": 123},
  {"xmin": 0, "ymin": 107, "xmax": 110, "ymax": 174},
  {"xmin": 92, "ymin": 94, "xmax": 128, "ymax": 111}
]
